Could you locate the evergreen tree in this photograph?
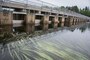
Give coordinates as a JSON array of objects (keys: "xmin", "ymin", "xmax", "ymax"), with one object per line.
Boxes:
[{"xmin": 65, "ymin": 6, "xmax": 90, "ymax": 17}]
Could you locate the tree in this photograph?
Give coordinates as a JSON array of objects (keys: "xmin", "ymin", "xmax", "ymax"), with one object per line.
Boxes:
[
  {"xmin": 79, "ymin": 6, "xmax": 90, "ymax": 17},
  {"xmin": 65, "ymin": 6, "xmax": 79, "ymax": 13},
  {"xmin": 85, "ymin": 6, "xmax": 89, "ymax": 11},
  {"xmin": 72, "ymin": 6, "xmax": 79, "ymax": 13},
  {"xmin": 61, "ymin": 6, "xmax": 65, "ymax": 9},
  {"xmin": 65, "ymin": 6, "xmax": 90, "ymax": 17}
]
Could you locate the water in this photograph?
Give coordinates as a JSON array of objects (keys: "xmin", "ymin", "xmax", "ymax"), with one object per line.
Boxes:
[{"xmin": 0, "ymin": 23, "xmax": 90, "ymax": 60}]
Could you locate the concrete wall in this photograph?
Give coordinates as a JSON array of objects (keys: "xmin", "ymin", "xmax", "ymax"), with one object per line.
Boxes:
[
  {"xmin": 0, "ymin": 11, "xmax": 13, "ymax": 34},
  {"xmin": 61, "ymin": 16, "xmax": 65, "ymax": 27},
  {"xmin": 54, "ymin": 16, "xmax": 59, "ymax": 29},
  {"xmin": 43, "ymin": 15, "xmax": 49, "ymax": 31},
  {"xmin": 0, "ymin": 11, "xmax": 13, "ymax": 25},
  {"xmin": 0, "ymin": 9, "xmax": 88, "ymax": 34},
  {"xmin": 26, "ymin": 12, "xmax": 35, "ymax": 33}
]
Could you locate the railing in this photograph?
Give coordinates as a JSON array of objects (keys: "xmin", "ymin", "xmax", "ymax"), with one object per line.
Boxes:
[{"xmin": 0, "ymin": 0, "xmax": 90, "ymax": 20}]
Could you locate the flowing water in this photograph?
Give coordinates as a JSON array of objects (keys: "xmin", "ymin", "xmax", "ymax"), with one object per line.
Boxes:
[{"xmin": 0, "ymin": 23, "xmax": 90, "ymax": 60}]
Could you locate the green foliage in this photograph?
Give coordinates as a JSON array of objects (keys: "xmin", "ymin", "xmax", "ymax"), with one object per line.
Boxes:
[
  {"xmin": 65, "ymin": 6, "xmax": 90, "ymax": 17},
  {"xmin": 80, "ymin": 7, "xmax": 90, "ymax": 17},
  {"xmin": 66, "ymin": 6, "xmax": 79, "ymax": 13}
]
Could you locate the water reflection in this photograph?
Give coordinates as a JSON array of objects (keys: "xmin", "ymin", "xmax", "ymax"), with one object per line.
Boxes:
[{"xmin": 0, "ymin": 23, "xmax": 90, "ymax": 60}]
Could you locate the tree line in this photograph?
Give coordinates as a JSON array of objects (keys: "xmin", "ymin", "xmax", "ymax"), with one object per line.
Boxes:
[{"xmin": 60, "ymin": 6, "xmax": 90, "ymax": 17}]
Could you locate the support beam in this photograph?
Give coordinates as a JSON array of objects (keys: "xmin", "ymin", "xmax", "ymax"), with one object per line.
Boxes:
[
  {"xmin": 58, "ymin": 17, "xmax": 62, "ymax": 27},
  {"xmin": 43, "ymin": 15, "xmax": 49, "ymax": 31},
  {"xmin": 74, "ymin": 17, "xmax": 77, "ymax": 25},
  {"xmin": 64, "ymin": 17, "xmax": 71, "ymax": 27},
  {"xmin": 61, "ymin": 16, "xmax": 65, "ymax": 27},
  {"xmin": 54, "ymin": 16, "xmax": 59, "ymax": 29},
  {"xmin": 73, "ymin": 17, "xmax": 76, "ymax": 25},
  {"xmin": 68, "ymin": 16, "xmax": 74, "ymax": 27},
  {"xmin": 0, "ymin": 11, "xmax": 13, "ymax": 25},
  {"xmin": 0, "ymin": 11, "xmax": 13, "ymax": 33},
  {"xmin": 77, "ymin": 18, "xmax": 79, "ymax": 25},
  {"xmin": 49, "ymin": 16, "xmax": 54, "ymax": 28},
  {"xmin": 26, "ymin": 11, "xmax": 35, "ymax": 33}
]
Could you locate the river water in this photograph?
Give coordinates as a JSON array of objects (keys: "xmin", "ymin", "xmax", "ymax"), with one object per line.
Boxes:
[{"xmin": 0, "ymin": 23, "xmax": 90, "ymax": 60}]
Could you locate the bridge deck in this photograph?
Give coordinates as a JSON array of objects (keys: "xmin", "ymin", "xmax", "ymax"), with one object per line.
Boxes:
[
  {"xmin": 0, "ymin": 1, "xmax": 79, "ymax": 17},
  {"xmin": 0, "ymin": 1, "xmax": 90, "ymax": 20}
]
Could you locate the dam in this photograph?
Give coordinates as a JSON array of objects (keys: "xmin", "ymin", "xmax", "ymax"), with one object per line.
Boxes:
[
  {"xmin": 0, "ymin": 0, "xmax": 90, "ymax": 60},
  {"xmin": 0, "ymin": 0, "xmax": 90, "ymax": 34}
]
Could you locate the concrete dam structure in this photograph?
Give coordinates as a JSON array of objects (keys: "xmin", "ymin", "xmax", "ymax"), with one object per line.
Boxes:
[{"xmin": 0, "ymin": 0, "xmax": 90, "ymax": 34}]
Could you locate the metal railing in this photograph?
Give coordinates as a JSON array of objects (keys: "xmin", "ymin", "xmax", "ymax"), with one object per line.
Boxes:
[{"xmin": 0, "ymin": 0, "xmax": 90, "ymax": 20}]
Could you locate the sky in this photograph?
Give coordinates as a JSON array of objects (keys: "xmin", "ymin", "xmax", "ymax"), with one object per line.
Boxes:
[
  {"xmin": 9, "ymin": 0, "xmax": 90, "ymax": 8},
  {"xmin": 40, "ymin": 0, "xmax": 90, "ymax": 8}
]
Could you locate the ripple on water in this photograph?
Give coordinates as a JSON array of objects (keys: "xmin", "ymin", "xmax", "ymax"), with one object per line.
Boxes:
[{"xmin": 0, "ymin": 23, "xmax": 90, "ymax": 60}]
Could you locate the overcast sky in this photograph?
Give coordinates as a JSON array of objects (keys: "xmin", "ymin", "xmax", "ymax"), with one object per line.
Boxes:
[
  {"xmin": 10, "ymin": 0, "xmax": 90, "ymax": 8},
  {"xmin": 40, "ymin": 0, "xmax": 90, "ymax": 8}
]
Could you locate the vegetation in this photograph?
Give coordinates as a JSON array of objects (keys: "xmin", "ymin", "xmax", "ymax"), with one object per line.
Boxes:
[
  {"xmin": 80, "ymin": 7, "xmax": 90, "ymax": 17},
  {"xmin": 61, "ymin": 6, "xmax": 90, "ymax": 17}
]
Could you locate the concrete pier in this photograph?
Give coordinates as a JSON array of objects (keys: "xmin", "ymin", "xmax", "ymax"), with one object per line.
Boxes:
[
  {"xmin": 0, "ymin": 11, "xmax": 13, "ymax": 33},
  {"xmin": 54, "ymin": 16, "xmax": 59, "ymax": 29},
  {"xmin": 26, "ymin": 13, "xmax": 35, "ymax": 33},
  {"xmin": 0, "ymin": 11, "xmax": 13, "ymax": 25},
  {"xmin": 43, "ymin": 15, "xmax": 49, "ymax": 31},
  {"xmin": 61, "ymin": 16, "xmax": 65, "ymax": 27},
  {"xmin": 0, "ymin": 0, "xmax": 90, "ymax": 34}
]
